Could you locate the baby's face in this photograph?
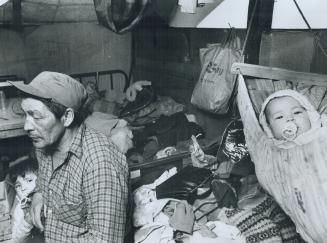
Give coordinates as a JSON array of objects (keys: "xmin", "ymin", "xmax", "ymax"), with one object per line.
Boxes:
[
  {"xmin": 265, "ymin": 96, "xmax": 311, "ymax": 140},
  {"xmin": 110, "ymin": 126, "xmax": 134, "ymax": 154},
  {"xmin": 14, "ymin": 170, "xmax": 37, "ymax": 200}
]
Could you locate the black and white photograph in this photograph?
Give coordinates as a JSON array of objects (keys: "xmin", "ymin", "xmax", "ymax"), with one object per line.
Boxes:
[{"xmin": 0, "ymin": 0, "xmax": 327, "ymax": 242}]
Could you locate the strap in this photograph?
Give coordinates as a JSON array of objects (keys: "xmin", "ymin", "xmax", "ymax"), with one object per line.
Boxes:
[
  {"xmin": 231, "ymin": 0, "xmax": 257, "ymax": 117},
  {"xmin": 293, "ymin": 0, "xmax": 327, "ymax": 61}
]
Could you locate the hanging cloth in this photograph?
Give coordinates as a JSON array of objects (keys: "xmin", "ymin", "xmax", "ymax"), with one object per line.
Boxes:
[{"xmin": 237, "ymin": 72, "xmax": 327, "ymax": 243}]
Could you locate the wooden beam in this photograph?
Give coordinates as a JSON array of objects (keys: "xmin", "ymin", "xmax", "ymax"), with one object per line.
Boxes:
[
  {"xmin": 245, "ymin": 0, "xmax": 275, "ymax": 64},
  {"xmin": 231, "ymin": 62, "xmax": 327, "ymax": 87},
  {"xmin": 12, "ymin": 0, "xmax": 22, "ymax": 30}
]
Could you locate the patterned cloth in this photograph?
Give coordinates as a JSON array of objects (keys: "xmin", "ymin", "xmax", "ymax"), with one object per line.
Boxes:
[
  {"xmin": 35, "ymin": 124, "xmax": 130, "ymax": 243},
  {"xmin": 219, "ymin": 195, "xmax": 302, "ymax": 243}
]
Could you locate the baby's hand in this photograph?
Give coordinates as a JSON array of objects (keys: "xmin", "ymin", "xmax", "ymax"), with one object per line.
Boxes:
[{"xmin": 190, "ymin": 144, "xmax": 205, "ymax": 161}]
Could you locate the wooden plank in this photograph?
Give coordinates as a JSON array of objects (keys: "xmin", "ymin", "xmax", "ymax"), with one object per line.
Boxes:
[
  {"xmin": 0, "ymin": 128, "xmax": 26, "ymax": 139},
  {"xmin": 231, "ymin": 62, "xmax": 327, "ymax": 86},
  {"xmin": 0, "ymin": 117, "xmax": 25, "ymax": 139},
  {"xmin": 129, "ymin": 151, "xmax": 189, "ymax": 171},
  {"xmin": 0, "ymin": 97, "xmax": 25, "ymax": 139},
  {"xmin": 129, "ymin": 141, "xmax": 219, "ymax": 171},
  {"xmin": 0, "ymin": 81, "xmax": 24, "ymax": 88}
]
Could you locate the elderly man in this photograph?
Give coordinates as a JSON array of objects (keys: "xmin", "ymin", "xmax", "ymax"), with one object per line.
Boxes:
[{"xmin": 9, "ymin": 72, "xmax": 131, "ymax": 243}]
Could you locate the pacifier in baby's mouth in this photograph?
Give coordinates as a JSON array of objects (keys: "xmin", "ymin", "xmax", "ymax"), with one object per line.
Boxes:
[{"xmin": 282, "ymin": 121, "xmax": 298, "ymax": 141}]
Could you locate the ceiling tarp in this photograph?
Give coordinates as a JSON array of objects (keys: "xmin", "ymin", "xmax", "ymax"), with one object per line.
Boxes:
[
  {"xmin": 272, "ymin": 0, "xmax": 327, "ymax": 29},
  {"xmin": 197, "ymin": 0, "xmax": 249, "ymax": 28},
  {"xmin": 0, "ymin": 0, "xmax": 98, "ymax": 24},
  {"xmin": 169, "ymin": 0, "xmax": 249, "ymax": 29}
]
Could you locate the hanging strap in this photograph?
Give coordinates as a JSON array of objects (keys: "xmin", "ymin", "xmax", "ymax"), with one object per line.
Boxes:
[
  {"xmin": 293, "ymin": 0, "xmax": 327, "ymax": 61},
  {"xmin": 229, "ymin": 0, "xmax": 258, "ymax": 118},
  {"xmin": 292, "ymin": 0, "xmax": 311, "ymax": 29}
]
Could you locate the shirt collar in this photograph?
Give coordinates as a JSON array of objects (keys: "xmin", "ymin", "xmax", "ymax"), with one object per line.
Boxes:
[{"xmin": 68, "ymin": 123, "xmax": 84, "ymax": 159}]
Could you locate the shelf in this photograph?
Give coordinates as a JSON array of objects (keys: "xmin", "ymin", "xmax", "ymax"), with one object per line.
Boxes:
[
  {"xmin": 0, "ymin": 81, "xmax": 24, "ymax": 88},
  {"xmin": 0, "ymin": 98, "xmax": 25, "ymax": 139}
]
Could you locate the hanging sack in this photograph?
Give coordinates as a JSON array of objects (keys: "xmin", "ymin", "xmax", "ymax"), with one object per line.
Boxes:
[
  {"xmin": 93, "ymin": 0, "xmax": 149, "ymax": 34},
  {"xmin": 191, "ymin": 30, "xmax": 242, "ymax": 114}
]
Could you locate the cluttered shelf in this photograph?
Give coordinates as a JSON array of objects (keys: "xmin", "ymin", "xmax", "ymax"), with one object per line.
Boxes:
[
  {"xmin": 0, "ymin": 118, "xmax": 25, "ymax": 139},
  {"xmin": 0, "ymin": 84, "xmax": 26, "ymax": 139}
]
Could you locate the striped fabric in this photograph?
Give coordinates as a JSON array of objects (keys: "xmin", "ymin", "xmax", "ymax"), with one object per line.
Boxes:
[
  {"xmin": 35, "ymin": 124, "xmax": 130, "ymax": 243},
  {"xmin": 220, "ymin": 195, "xmax": 302, "ymax": 243}
]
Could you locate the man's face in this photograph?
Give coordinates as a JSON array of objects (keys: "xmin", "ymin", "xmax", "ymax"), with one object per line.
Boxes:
[
  {"xmin": 21, "ymin": 98, "xmax": 65, "ymax": 149},
  {"xmin": 110, "ymin": 126, "xmax": 133, "ymax": 154},
  {"xmin": 265, "ymin": 96, "xmax": 311, "ymax": 140}
]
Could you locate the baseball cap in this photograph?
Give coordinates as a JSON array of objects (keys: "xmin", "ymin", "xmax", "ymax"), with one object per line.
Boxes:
[{"xmin": 8, "ymin": 71, "xmax": 88, "ymax": 111}]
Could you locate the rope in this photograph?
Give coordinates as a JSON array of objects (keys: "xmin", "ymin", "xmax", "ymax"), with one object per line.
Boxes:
[{"xmin": 292, "ymin": 0, "xmax": 311, "ymax": 29}]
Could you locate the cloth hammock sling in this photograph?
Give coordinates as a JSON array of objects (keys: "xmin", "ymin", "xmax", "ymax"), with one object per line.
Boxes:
[{"xmin": 235, "ymin": 63, "xmax": 327, "ymax": 243}]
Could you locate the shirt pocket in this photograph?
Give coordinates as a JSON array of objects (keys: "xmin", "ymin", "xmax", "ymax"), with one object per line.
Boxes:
[{"xmin": 55, "ymin": 181, "xmax": 87, "ymax": 226}]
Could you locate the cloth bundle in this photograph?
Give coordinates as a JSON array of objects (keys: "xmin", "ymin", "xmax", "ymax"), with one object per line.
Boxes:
[
  {"xmin": 237, "ymin": 74, "xmax": 327, "ymax": 242},
  {"xmin": 133, "ymin": 168, "xmax": 246, "ymax": 243}
]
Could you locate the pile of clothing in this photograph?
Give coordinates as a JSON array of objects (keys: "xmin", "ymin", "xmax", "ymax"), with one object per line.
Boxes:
[
  {"xmin": 133, "ymin": 168, "xmax": 246, "ymax": 243},
  {"xmin": 132, "ymin": 120, "xmax": 303, "ymax": 243},
  {"xmin": 132, "ymin": 112, "xmax": 204, "ymax": 161}
]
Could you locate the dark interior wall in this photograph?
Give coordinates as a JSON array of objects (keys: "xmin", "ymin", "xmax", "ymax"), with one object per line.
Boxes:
[
  {"xmin": 260, "ymin": 31, "xmax": 316, "ymax": 72},
  {"xmin": 311, "ymin": 31, "xmax": 327, "ymax": 75},
  {"xmin": 259, "ymin": 30, "xmax": 327, "ymax": 74},
  {"xmin": 0, "ymin": 22, "xmax": 131, "ymax": 85},
  {"xmin": 0, "ymin": 30, "xmax": 27, "ymax": 79},
  {"xmin": 133, "ymin": 27, "xmax": 245, "ymax": 142}
]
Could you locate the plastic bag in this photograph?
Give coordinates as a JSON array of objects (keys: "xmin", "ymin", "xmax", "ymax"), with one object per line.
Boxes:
[{"xmin": 191, "ymin": 31, "xmax": 241, "ymax": 114}]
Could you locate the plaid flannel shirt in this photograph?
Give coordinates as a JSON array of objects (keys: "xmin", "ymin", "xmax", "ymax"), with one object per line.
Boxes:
[{"xmin": 35, "ymin": 124, "xmax": 130, "ymax": 243}]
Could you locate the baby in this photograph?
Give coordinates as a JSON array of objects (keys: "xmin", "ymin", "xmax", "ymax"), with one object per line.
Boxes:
[
  {"xmin": 259, "ymin": 90, "xmax": 322, "ymax": 145},
  {"xmin": 10, "ymin": 162, "xmax": 37, "ymax": 243}
]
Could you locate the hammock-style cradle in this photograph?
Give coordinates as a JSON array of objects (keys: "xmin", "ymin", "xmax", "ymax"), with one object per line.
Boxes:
[{"xmin": 232, "ymin": 63, "xmax": 327, "ymax": 243}]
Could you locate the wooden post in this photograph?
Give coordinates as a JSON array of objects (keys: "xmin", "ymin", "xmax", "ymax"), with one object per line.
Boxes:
[
  {"xmin": 245, "ymin": 0, "xmax": 275, "ymax": 64},
  {"xmin": 12, "ymin": 0, "xmax": 22, "ymax": 31}
]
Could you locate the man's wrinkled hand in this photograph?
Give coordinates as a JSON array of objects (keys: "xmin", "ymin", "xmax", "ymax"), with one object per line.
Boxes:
[{"xmin": 30, "ymin": 192, "xmax": 44, "ymax": 232}]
